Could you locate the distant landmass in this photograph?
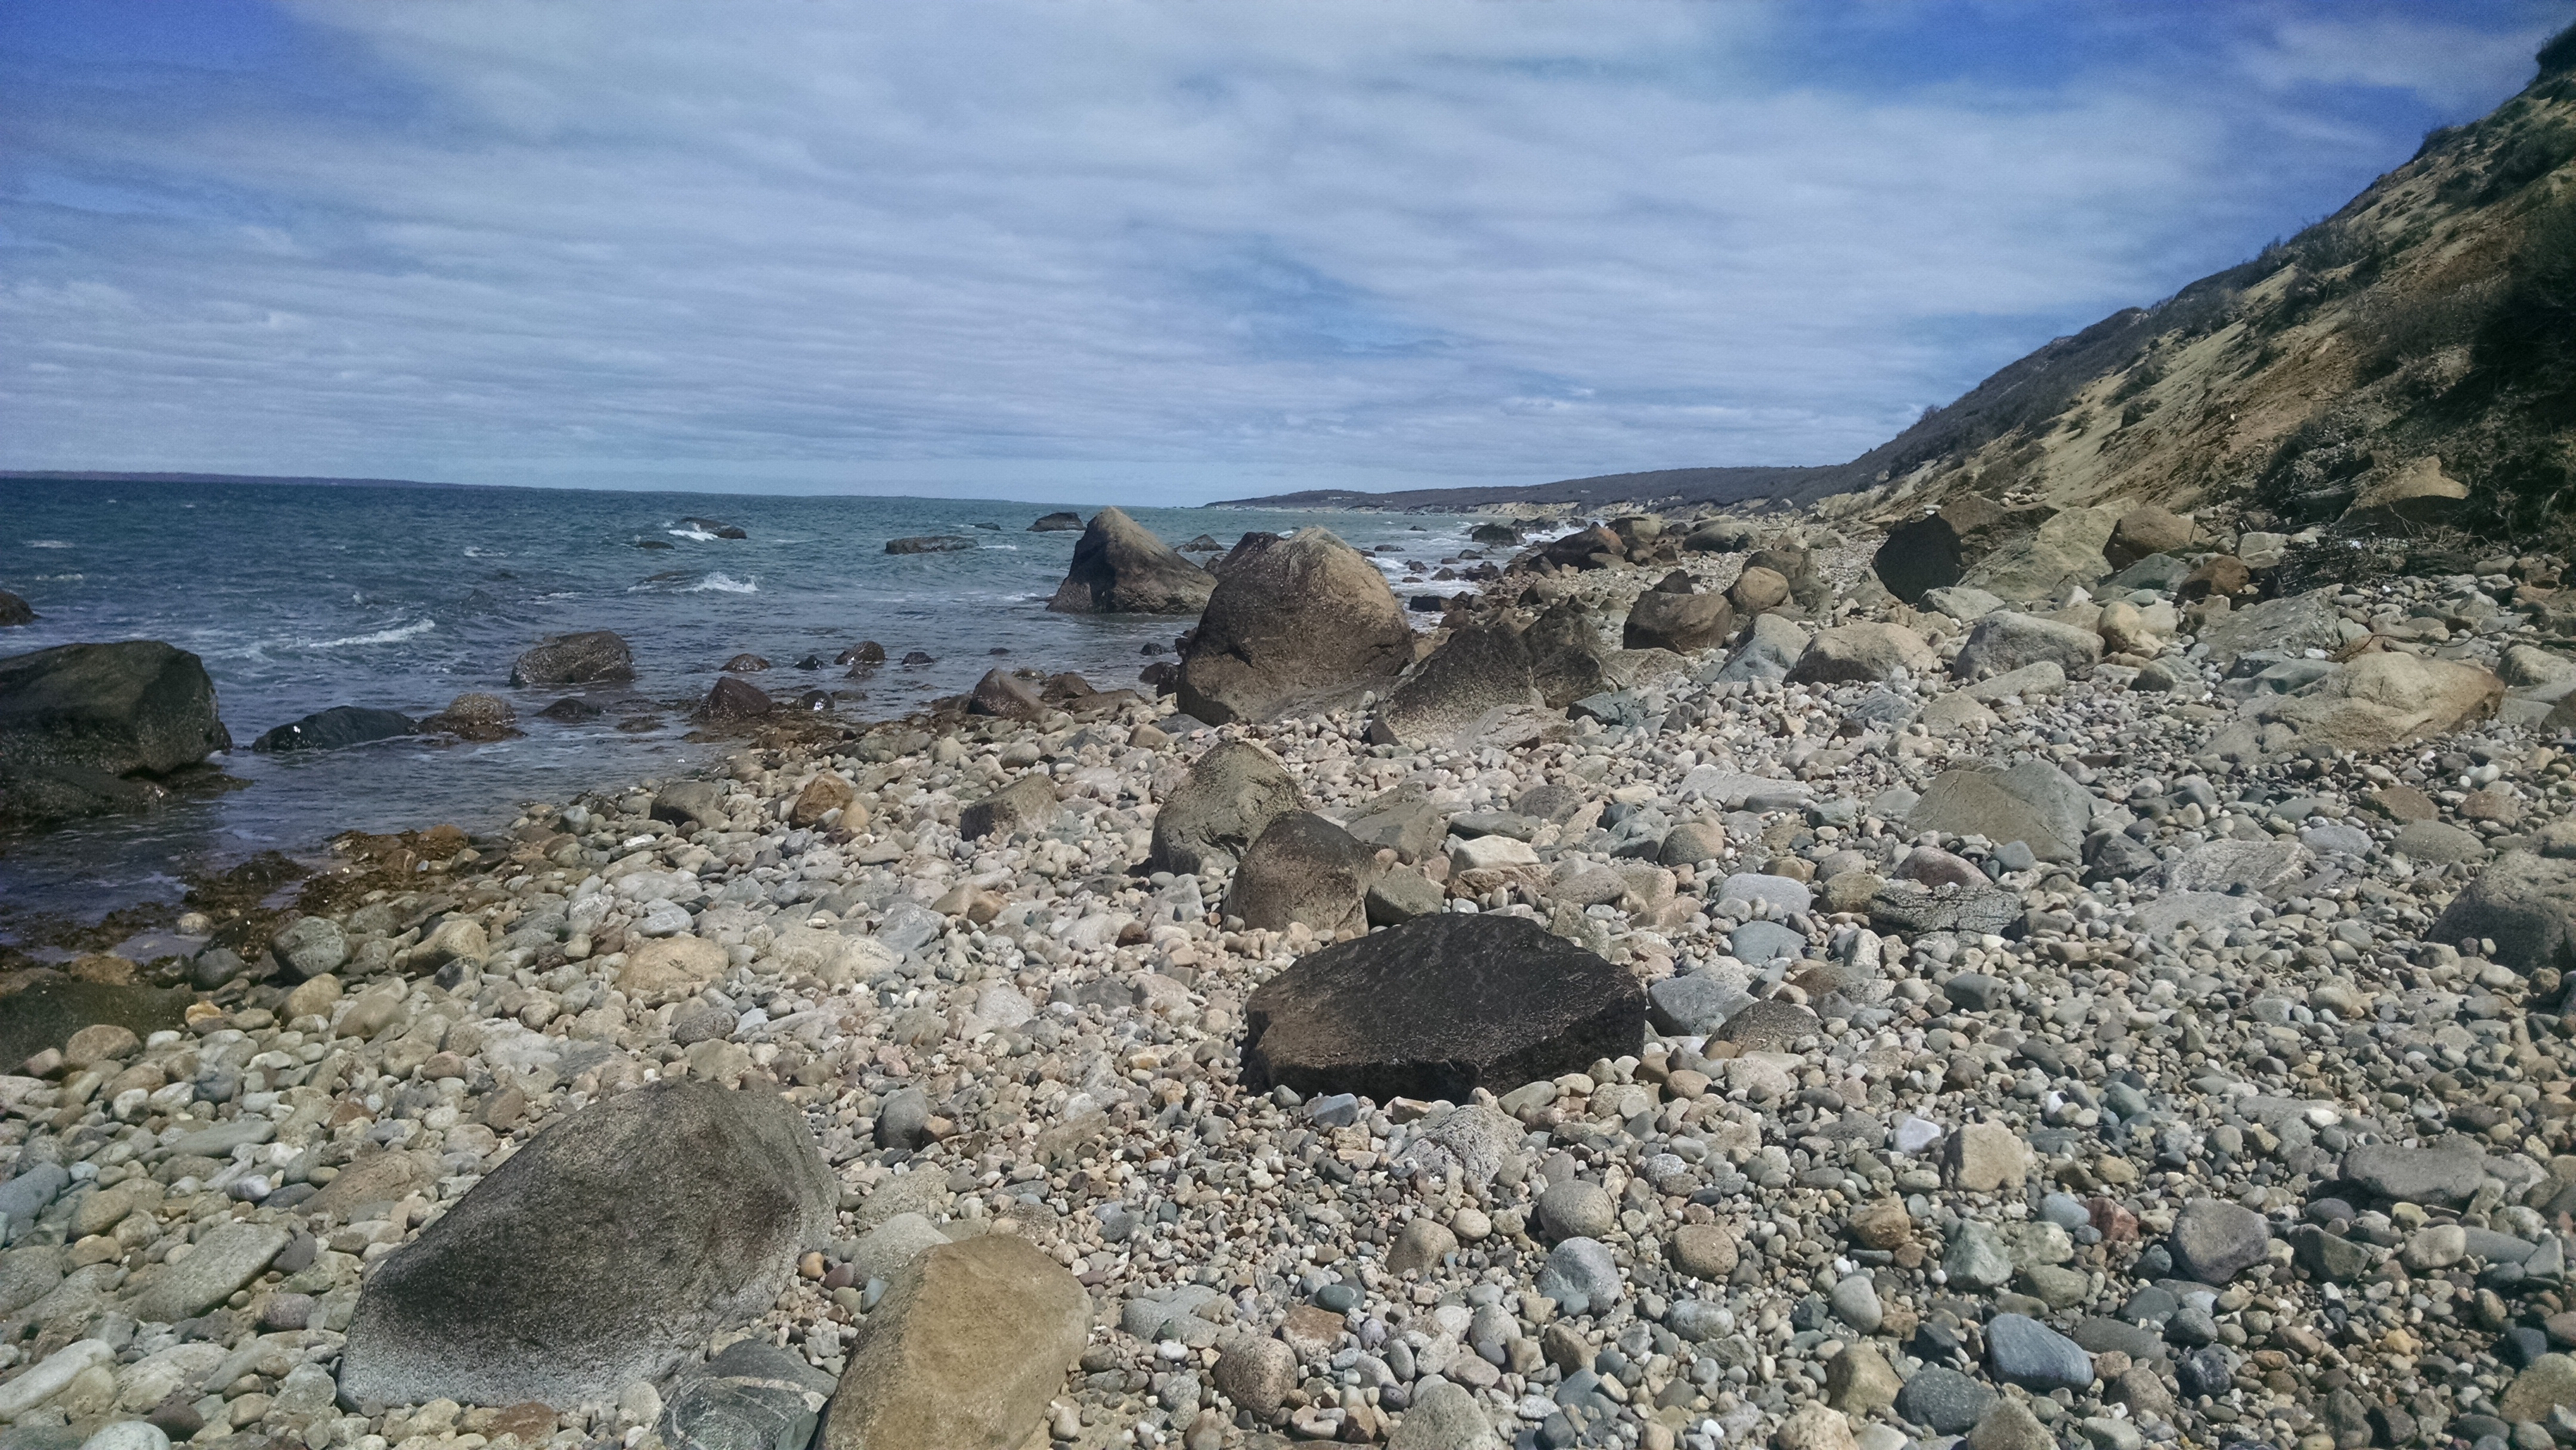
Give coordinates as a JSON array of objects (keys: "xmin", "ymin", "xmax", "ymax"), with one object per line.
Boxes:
[
  {"xmin": 1212, "ymin": 463, "xmax": 1861, "ymax": 513},
  {"xmin": 0, "ymin": 470, "xmax": 481, "ymax": 490}
]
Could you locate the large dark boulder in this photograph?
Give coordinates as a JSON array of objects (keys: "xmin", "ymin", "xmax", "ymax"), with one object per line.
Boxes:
[
  {"xmin": 1872, "ymin": 514, "xmax": 1967, "ymax": 604},
  {"xmin": 0, "ymin": 590, "xmax": 33, "ymax": 627},
  {"xmin": 1524, "ymin": 601, "xmax": 1614, "ymax": 709},
  {"xmin": 1148, "ymin": 740, "xmax": 1302, "ymax": 873},
  {"xmin": 250, "ymin": 706, "xmax": 418, "ymax": 754},
  {"xmin": 1224, "ymin": 811, "xmax": 1377, "ymax": 938},
  {"xmin": 1176, "ymin": 529, "xmax": 1413, "ymax": 724},
  {"xmin": 509, "ymin": 631, "xmax": 634, "ymax": 687},
  {"xmin": 967, "ymin": 669, "xmax": 1044, "ymax": 721},
  {"xmin": 0, "ymin": 641, "xmax": 230, "ymax": 822},
  {"xmin": 336, "ymin": 1081, "xmax": 835, "ymax": 1410},
  {"xmin": 1535, "ymin": 526, "xmax": 1623, "ymax": 571},
  {"xmin": 1027, "ymin": 511, "xmax": 1083, "ymax": 532},
  {"xmin": 1045, "ymin": 508, "xmax": 1214, "ymax": 615},
  {"xmin": 1241, "ymin": 913, "xmax": 1645, "ymax": 1101},
  {"xmin": 701, "ymin": 677, "xmax": 775, "ymax": 720},
  {"xmin": 1368, "ymin": 622, "xmax": 1542, "ymax": 749}
]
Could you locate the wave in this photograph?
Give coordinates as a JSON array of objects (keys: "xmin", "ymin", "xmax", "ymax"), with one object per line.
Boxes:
[
  {"xmin": 25, "ymin": 540, "xmax": 71, "ymax": 549},
  {"xmin": 311, "ymin": 618, "xmax": 437, "ymax": 648},
  {"xmin": 686, "ymin": 572, "xmax": 758, "ymax": 594},
  {"xmin": 464, "ymin": 546, "xmax": 507, "ymax": 558},
  {"xmin": 667, "ymin": 528, "xmax": 720, "ymax": 542}
]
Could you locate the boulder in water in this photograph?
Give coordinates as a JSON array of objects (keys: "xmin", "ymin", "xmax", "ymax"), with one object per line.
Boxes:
[
  {"xmin": 0, "ymin": 640, "xmax": 231, "ymax": 823},
  {"xmin": 1044, "ymin": 509, "xmax": 1213, "ymax": 615},
  {"xmin": 701, "ymin": 677, "xmax": 775, "ymax": 720},
  {"xmin": 1470, "ymin": 521, "xmax": 1523, "ymax": 546},
  {"xmin": 538, "ymin": 697, "xmax": 603, "ymax": 722},
  {"xmin": 1181, "ymin": 533, "xmax": 1225, "ymax": 552},
  {"xmin": 1241, "ymin": 912, "xmax": 1645, "ymax": 1101},
  {"xmin": 423, "ymin": 693, "xmax": 519, "ymax": 742},
  {"xmin": 0, "ymin": 590, "xmax": 33, "ymax": 627},
  {"xmin": 250, "ymin": 706, "xmax": 418, "ymax": 754},
  {"xmin": 1027, "ymin": 511, "xmax": 1083, "ymax": 532},
  {"xmin": 680, "ymin": 517, "xmax": 748, "ymax": 540},
  {"xmin": 1176, "ymin": 529, "xmax": 1412, "ymax": 724},
  {"xmin": 336, "ymin": 1081, "xmax": 835, "ymax": 1410},
  {"xmin": 509, "ymin": 631, "xmax": 634, "ymax": 687},
  {"xmin": 884, "ymin": 535, "xmax": 976, "ymax": 555},
  {"xmin": 720, "ymin": 653, "xmax": 770, "ymax": 673}
]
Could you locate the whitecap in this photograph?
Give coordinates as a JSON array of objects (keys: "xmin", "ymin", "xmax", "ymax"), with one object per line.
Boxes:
[
  {"xmin": 26, "ymin": 540, "xmax": 71, "ymax": 549},
  {"xmin": 310, "ymin": 618, "xmax": 436, "ymax": 648},
  {"xmin": 686, "ymin": 572, "xmax": 758, "ymax": 594},
  {"xmin": 666, "ymin": 528, "xmax": 719, "ymax": 542},
  {"xmin": 464, "ymin": 546, "xmax": 507, "ymax": 558}
]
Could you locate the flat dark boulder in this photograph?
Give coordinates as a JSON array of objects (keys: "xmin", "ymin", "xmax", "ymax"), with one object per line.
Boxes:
[
  {"xmin": 1028, "ymin": 512, "xmax": 1083, "ymax": 532},
  {"xmin": 701, "ymin": 677, "xmax": 775, "ymax": 720},
  {"xmin": 884, "ymin": 535, "xmax": 976, "ymax": 555},
  {"xmin": 1241, "ymin": 913, "xmax": 1645, "ymax": 1102},
  {"xmin": 0, "ymin": 640, "xmax": 231, "ymax": 779},
  {"xmin": 0, "ymin": 590, "xmax": 33, "ymax": 627},
  {"xmin": 509, "ymin": 631, "xmax": 634, "ymax": 688},
  {"xmin": 681, "ymin": 517, "xmax": 748, "ymax": 540},
  {"xmin": 251, "ymin": 706, "xmax": 419, "ymax": 754}
]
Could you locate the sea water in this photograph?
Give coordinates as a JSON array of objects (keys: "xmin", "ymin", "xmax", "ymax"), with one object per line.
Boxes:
[{"xmin": 0, "ymin": 478, "xmax": 1482, "ymax": 928}]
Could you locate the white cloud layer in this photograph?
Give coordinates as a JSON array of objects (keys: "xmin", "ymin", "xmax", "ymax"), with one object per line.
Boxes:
[{"xmin": 0, "ymin": 1, "xmax": 2561, "ymax": 500}]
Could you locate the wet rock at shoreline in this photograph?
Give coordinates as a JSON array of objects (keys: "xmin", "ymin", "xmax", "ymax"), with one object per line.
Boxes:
[
  {"xmin": 0, "ymin": 588, "xmax": 35, "ymax": 627},
  {"xmin": 250, "ymin": 705, "xmax": 419, "ymax": 754},
  {"xmin": 509, "ymin": 630, "xmax": 635, "ymax": 687},
  {"xmin": 1044, "ymin": 508, "xmax": 1215, "ymax": 616},
  {"xmin": 0, "ymin": 640, "xmax": 232, "ymax": 824}
]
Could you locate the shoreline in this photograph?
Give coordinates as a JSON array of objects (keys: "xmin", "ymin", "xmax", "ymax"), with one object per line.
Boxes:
[{"xmin": 2, "ymin": 505, "xmax": 2575, "ymax": 1450}]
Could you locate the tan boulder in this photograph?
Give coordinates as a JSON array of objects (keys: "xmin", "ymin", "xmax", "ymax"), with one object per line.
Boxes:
[
  {"xmin": 823, "ymin": 1235, "xmax": 1089, "ymax": 1450},
  {"xmin": 1177, "ymin": 529, "xmax": 1413, "ymax": 724},
  {"xmin": 789, "ymin": 773, "xmax": 859, "ymax": 828},
  {"xmin": 2103, "ymin": 504, "xmax": 2193, "ymax": 568},
  {"xmin": 618, "ymin": 936, "xmax": 729, "ymax": 1006},
  {"xmin": 2343, "ymin": 456, "xmax": 2469, "ymax": 529}
]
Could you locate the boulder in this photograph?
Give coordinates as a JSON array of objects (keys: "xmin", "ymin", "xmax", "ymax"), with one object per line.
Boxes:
[
  {"xmin": 966, "ymin": 670, "xmax": 1043, "ymax": 721},
  {"xmin": 1338, "ymin": 781, "xmax": 1449, "ymax": 863},
  {"xmin": 2103, "ymin": 505, "xmax": 2193, "ymax": 568},
  {"xmin": 1727, "ymin": 567, "xmax": 1791, "ymax": 615},
  {"xmin": 651, "ymin": 780, "xmax": 729, "ymax": 830},
  {"xmin": 337, "ymin": 1082, "xmax": 835, "ymax": 1409},
  {"xmin": 1785, "ymin": 624, "xmax": 1934, "ymax": 684},
  {"xmin": 2196, "ymin": 588, "xmax": 2340, "ymax": 667},
  {"xmin": 1368, "ymin": 623, "xmax": 1543, "ymax": 749},
  {"xmin": 1872, "ymin": 514, "xmax": 1967, "ymax": 604},
  {"xmin": 0, "ymin": 980, "xmax": 190, "ymax": 1074},
  {"xmin": 250, "ymin": 706, "xmax": 417, "ymax": 754},
  {"xmin": 1224, "ymin": 812, "xmax": 1377, "ymax": 938},
  {"xmin": 1525, "ymin": 601, "xmax": 1616, "ymax": 708},
  {"xmin": 884, "ymin": 536, "xmax": 976, "ymax": 554},
  {"xmin": 0, "ymin": 642, "xmax": 231, "ymax": 823},
  {"xmin": 1744, "ymin": 545, "xmax": 1829, "ymax": 613},
  {"xmin": 1961, "ymin": 506, "xmax": 2118, "ymax": 603},
  {"xmin": 1623, "ymin": 589, "xmax": 1734, "ymax": 653},
  {"xmin": 820, "ymin": 1236, "xmax": 1088, "ymax": 1450},
  {"xmin": 1908, "ymin": 760, "xmax": 2092, "ymax": 863},
  {"xmin": 2246, "ymin": 651, "xmax": 2501, "ymax": 758},
  {"xmin": 960, "ymin": 774, "xmax": 1060, "ymax": 841},
  {"xmin": 789, "ymin": 773, "xmax": 859, "ymax": 829},
  {"xmin": 1952, "ymin": 612, "xmax": 2103, "ymax": 680},
  {"xmin": 2429, "ymin": 852, "xmax": 2576, "ymax": 975},
  {"xmin": 423, "ymin": 692, "xmax": 518, "ymax": 741},
  {"xmin": 1241, "ymin": 913, "xmax": 1644, "ymax": 1102},
  {"xmin": 660, "ymin": 1340, "xmax": 836, "ymax": 1450},
  {"xmin": 1027, "ymin": 511, "xmax": 1083, "ymax": 532},
  {"xmin": 1176, "ymin": 530, "xmax": 1413, "ymax": 724},
  {"xmin": 1470, "ymin": 522, "xmax": 1525, "ymax": 546},
  {"xmin": 1708, "ymin": 612, "xmax": 1809, "ymax": 686},
  {"xmin": 2343, "ymin": 456, "xmax": 2469, "ymax": 529},
  {"xmin": 0, "ymin": 590, "xmax": 33, "ymax": 627},
  {"xmin": 1044, "ymin": 508, "xmax": 1216, "ymax": 615},
  {"xmin": 701, "ymin": 677, "xmax": 775, "ymax": 720},
  {"xmin": 509, "ymin": 631, "xmax": 634, "ymax": 687},
  {"xmin": 1535, "ymin": 526, "xmax": 1623, "ymax": 571},
  {"xmin": 1148, "ymin": 741, "xmax": 1302, "ymax": 873}
]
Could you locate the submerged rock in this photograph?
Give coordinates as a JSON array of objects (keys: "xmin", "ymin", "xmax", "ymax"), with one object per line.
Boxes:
[
  {"xmin": 509, "ymin": 631, "xmax": 634, "ymax": 687},
  {"xmin": 250, "ymin": 705, "xmax": 418, "ymax": 753}
]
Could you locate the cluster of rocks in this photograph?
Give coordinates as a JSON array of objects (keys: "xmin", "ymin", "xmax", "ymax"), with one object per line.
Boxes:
[{"xmin": 4, "ymin": 497, "xmax": 2576, "ymax": 1450}]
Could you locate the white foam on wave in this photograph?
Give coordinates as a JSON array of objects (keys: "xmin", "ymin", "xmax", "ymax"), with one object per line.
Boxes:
[
  {"xmin": 464, "ymin": 546, "xmax": 507, "ymax": 559},
  {"xmin": 686, "ymin": 572, "xmax": 758, "ymax": 593},
  {"xmin": 311, "ymin": 618, "xmax": 436, "ymax": 648},
  {"xmin": 666, "ymin": 528, "xmax": 719, "ymax": 542},
  {"xmin": 26, "ymin": 540, "xmax": 71, "ymax": 549}
]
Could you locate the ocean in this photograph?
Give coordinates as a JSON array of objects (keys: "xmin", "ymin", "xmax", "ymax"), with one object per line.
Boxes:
[{"xmin": 0, "ymin": 478, "xmax": 1482, "ymax": 931}]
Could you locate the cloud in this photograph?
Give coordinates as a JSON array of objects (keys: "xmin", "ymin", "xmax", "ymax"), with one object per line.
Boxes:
[{"xmin": 0, "ymin": 0, "xmax": 2562, "ymax": 501}]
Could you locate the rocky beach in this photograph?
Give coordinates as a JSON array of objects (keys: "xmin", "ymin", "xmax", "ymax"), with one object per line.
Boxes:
[{"xmin": 4, "ymin": 491, "xmax": 2576, "ymax": 1450}]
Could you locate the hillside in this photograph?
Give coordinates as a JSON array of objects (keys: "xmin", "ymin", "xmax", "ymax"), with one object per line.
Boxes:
[
  {"xmin": 1834, "ymin": 24, "xmax": 2576, "ymax": 547},
  {"xmin": 1231, "ymin": 26, "xmax": 2576, "ymax": 545}
]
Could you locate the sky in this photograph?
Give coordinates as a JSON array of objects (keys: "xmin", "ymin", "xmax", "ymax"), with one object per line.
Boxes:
[{"xmin": 1, "ymin": 1, "xmax": 2567, "ymax": 504}]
